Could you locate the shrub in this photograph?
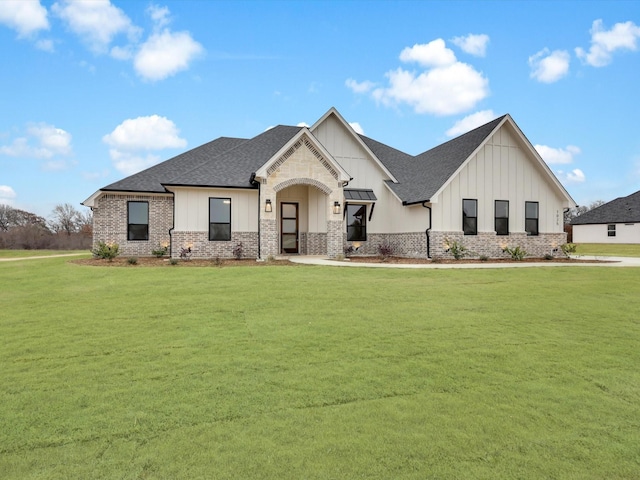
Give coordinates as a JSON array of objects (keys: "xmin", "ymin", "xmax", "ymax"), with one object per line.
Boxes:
[
  {"xmin": 169, "ymin": 258, "xmax": 179, "ymax": 265},
  {"xmin": 503, "ymin": 245, "xmax": 527, "ymax": 261},
  {"xmin": 151, "ymin": 244, "xmax": 169, "ymax": 258},
  {"xmin": 561, "ymin": 243, "xmax": 577, "ymax": 255},
  {"xmin": 344, "ymin": 246, "xmax": 355, "ymax": 257},
  {"xmin": 180, "ymin": 247, "xmax": 192, "ymax": 260},
  {"xmin": 92, "ymin": 242, "xmax": 120, "ymax": 262},
  {"xmin": 377, "ymin": 242, "xmax": 395, "ymax": 260},
  {"xmin": 127, "ymin": 257, "xmax": 138, "ymax": 265},
  {"xmin": 479, "ymin": 255, "xmax": 489, "ymax": 262},
  {"xmin": 212, "ymin": 256, "xmax": 222, "ymax": 266},
  {"xmin": 233, "ymin": 242, "xmax": 244, "ymax": 260},
  {"xmin": 444, "ymin": 238, "xmax": 467, "ymax": 260}
]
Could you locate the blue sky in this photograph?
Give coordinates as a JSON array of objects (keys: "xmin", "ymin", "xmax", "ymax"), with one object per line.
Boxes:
[{"xmin": 1, "ymin": 0, "xmax": 639, "ymax": 217}]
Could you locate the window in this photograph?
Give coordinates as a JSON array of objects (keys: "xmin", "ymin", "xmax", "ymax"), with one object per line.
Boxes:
[
  {"xmin": 495, "ymin": 200, "xmax": 509, "ymax": 236},
  {"xmin": 128, "ymin": 201, "xmax": 148, "ymax": 241},
  {"xmin": 209, "ymin": 198, "xmax": 231, "ymax": 241},
  {"xmin": 525, "ymin": 201, "xmax": 539, "ymax": 236},
  {"xmin": 608, "ymin": 224, "xmax": 616, "ymax": 237},
  {"xmin": 347, "ymin": 204, "xmax": 367, "ymax": 241},
  {"xmin": 463, "ymin": 199, "xmax": 477, "ymax": 235}
]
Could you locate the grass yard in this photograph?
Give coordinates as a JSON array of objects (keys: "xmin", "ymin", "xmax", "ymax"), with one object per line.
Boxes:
[
  {"xmin": 1, "ymin": 257, "xmax": 639, "ymax": 479},
  {"xmin": 575, "ymin": 243, "xmax": 640, "ymax": 257},
  {"xmin": 0, "ymin": 249, "xmax": 87, "ymax": 258}
]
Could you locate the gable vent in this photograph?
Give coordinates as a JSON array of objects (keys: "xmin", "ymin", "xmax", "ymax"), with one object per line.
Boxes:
[
  {"xmin": 267, "ymin": 140, "xmax": 303, "ymax": 176},
  {"xmin": 304, "ymin": 138, "xmax": 338, "ymax": 180}
]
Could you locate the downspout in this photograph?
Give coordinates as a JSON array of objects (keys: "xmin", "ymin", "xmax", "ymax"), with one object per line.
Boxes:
[
  {"xmin": 422, "ymin": 201, "xmax": 432, "ymax": 259},
  {"xmin": 168, "ymin": 190, "xmax": 175, "ymax": 258},
  {"xmin": 250, "ymin": 172, "xmax": 261, "ymax": 259}
]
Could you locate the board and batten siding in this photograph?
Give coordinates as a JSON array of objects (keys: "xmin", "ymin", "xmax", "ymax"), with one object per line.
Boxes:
[
  {"xmin": 170, "ymin": 187, "xmax": 259, "ymax": 232},
  {"xmin": 573, "ymin": 223, "xmax": 640, "ymax": 244},
  {"xmin": 276, "ymin": 184, "xmax": 328, "ymax": 233},
  {"xmin": 313, "ymin": 114, "xmax": 430, "ymax": 234},
  {"xmin": 432, "ymin": 123, "xmax": 565, "ymax": 234}
]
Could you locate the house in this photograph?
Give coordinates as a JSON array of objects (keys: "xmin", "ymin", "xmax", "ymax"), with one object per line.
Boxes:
[
  {"xmin": 571, "ymin": 190, "xmax": 640, "ymax": 243},
  {"xmin": 83, "ymin": 107, "xmax": 576, "ymax": 260}
]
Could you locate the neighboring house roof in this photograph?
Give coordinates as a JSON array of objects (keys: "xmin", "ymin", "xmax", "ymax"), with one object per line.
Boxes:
[
  {"xmin": 102, "ymin": 137, "xmax": 247, "ymax": 193},
  {"xmin": 571, "ymin": 190, "xmax": 640, "ymax": 225}
]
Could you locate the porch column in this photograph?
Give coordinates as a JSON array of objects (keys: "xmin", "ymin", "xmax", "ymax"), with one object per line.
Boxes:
[{"xmin": 260, "ymin": 185, "xmax": 278, "ymax": 259}]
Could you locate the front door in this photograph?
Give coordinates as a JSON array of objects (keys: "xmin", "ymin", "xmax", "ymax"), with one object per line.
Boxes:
[{"xmin": 281, "ymin": 202, "xmax": 298, "ymax": 254}]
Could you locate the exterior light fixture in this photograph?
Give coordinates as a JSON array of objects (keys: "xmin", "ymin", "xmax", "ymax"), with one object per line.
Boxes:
[
  {"xmin": 265, "ymin": 199, "xmax": 272, "ymax": 212},
  {"xmin": 333, "ymin": 201, "xmax": 341, "ymax": 214}
]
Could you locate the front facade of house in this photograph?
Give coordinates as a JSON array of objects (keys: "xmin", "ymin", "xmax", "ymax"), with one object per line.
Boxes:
[
  {"xmin": 572, "ymin": 190, "xmax": 640, "ymax": 244},
  {"xmin": 84, "ymin": 108, "xmax": 576, "ymax": 259}
]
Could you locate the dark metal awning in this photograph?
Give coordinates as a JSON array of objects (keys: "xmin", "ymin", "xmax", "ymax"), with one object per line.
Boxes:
[{"xmin": 343, "ymin": 189, "xmax": 377, "ymax": 201}]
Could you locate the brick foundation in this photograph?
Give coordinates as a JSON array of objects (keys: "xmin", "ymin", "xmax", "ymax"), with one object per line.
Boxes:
[
  {"xmin": 345, "ymin": 232, "xmax": 429, "ymax": 258},
  {"xmin": 171, "ymin": 231, "xmax": 258, "ymax": 259}
]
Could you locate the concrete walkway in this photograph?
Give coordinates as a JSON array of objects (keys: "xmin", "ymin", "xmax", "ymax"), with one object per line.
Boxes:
[
  {"xmin": 0, "ymin": 253, "xmax": 87, "ymax": 262},
  {"xmin": 288, "ymin": 255, "xmax": 640, "ymax": 269}
]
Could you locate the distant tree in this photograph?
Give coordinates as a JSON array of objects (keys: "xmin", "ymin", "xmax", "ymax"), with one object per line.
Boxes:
[
  {"xmin": 564, "ymin": 200, "xmax": 605, "ymax": 224},
  {"xmin": 49, "ymin": 203, "xmax": 82, "ymax": 236},
  {"xmin": 76, "ymin": 208, "xmax": 93, "ymax": 236},
  {"xmin": 0, "ymin": 204, "xmax": 12, "ymax": 231}
]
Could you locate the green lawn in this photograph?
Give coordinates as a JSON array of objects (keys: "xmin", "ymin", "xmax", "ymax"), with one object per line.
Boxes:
[
  {"xmin": 0, "ymin": 249, "xmax": 88, "ymax": 258},
  {"xmin": 575, "ymin": 243, "xmax": 640, "ymax": 257},
  {"xmin": 1, "ymin": 258, "xmax": 639, "ymax": 479}
]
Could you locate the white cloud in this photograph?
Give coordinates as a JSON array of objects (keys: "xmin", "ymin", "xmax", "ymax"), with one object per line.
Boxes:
[
  {"xmin": 0, "ymin": 0, "xmax": 49, "ymax": 37},
  {"xmin": 103, "ymin": 115, "xmax": 186, "ymax": 175},
  {"xmin": 296, "ymin": 122, "xmax": 310, "ymax": 128},
  {"xmin": 147, "ymin": 4, "xmax": 171, "ymax": 30},
  {"xmin": 0, "ymin": 185, "xmax": 17, "ymax": 205},
  {"xmin": 451, "ymin": 34, "xmax": 490, "ymax": 57},
  {"xmin": 535, "ymin": 144, "xmax": 581, "ymax": 164},
  {"xmin": 350, "ymin": 40, "xmax": 489, "ymax": 116},
  {"xmin": 52, "ymin": 0, "xmax": 140, "ymax": 54},
  {"xmin": 557, "ymin": 168, "xmax": 586, "ymax": 184},
  {"xmin": 400, "ymin": 39, "xmax": 457, "ymax": 67},
  {"xmin": 372, "ymin": 62, "xmax": 489, "ymax": 116},
  {"xmin": 0, "ymin": 123, "xmax": 72, "ymax": 159},
  {"xmin": 133, "ymin": 29, "xmax": 203, "ymax": 81},
  {"xmin": 446, "ymin": 110, "xmax": 496, "ymax": 137},
  {"xmin": 103, "ymin": 115, "xmax": 187, "ymax": 150},
  {"xmin": 35, "ymin": 38, "xmax": 54, "ymax": 52},
  {"xmin": 576, "ymin": 19, "xmax": 640, "ymax": 67},
  {"xmin": 349, "ymin": 122, "xmax": 364, "ymax": 135},
  {"xmin": 529, "ymin": 48, "xmax": 570, "ymax": 83},
  {"xmin": 345, "ymin": 78, "xmax": 375, "ymax": 94}
]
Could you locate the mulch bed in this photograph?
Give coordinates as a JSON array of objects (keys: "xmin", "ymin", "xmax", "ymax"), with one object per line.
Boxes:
[{"xmin": 344, "ymin": 256, "xmax": 607, "ymax": 264}]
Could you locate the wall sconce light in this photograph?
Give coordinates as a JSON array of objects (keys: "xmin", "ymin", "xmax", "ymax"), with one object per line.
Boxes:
[
  {"xmin": 333, "ymin": 201, "xmax": 341, "ymax": 214},
  {"xmin": 265, "ymin": 199, "xmax": 272, "ymax": 212}
]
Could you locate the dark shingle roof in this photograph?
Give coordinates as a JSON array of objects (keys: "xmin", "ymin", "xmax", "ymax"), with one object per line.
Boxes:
[
  {"xmin": 102, "ymin": 137, "xmax": 247, "ymax": 193},
  {"xmin": 571, "ymin": 190, "xmax": 640, "ymax": 225},
  {"xmin": 364, "ymin": 115, "xmax": 506, "ymax": 204},
  {"xmin": 166, "ymin": 126, "xmax": 302, "ymax": 188}
]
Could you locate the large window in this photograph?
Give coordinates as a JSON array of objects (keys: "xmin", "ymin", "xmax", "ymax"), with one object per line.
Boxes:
[
  {"xmin": 127, "ymin": 201, "xmax": 148, "ymax": 241},
  {"xmin": 463, "ymin": 199, "xmax": 477, "ymax": 235},
  {"xmin": 525, "ymin": 201, "xmax": 539, "ymax": 236},
  {"xmin": 608, "ymin": 224, "xmax": 616, "ymax": 237},
  {"xmin": 495, "ymin": 200, "xmax": 509, "ymax": 236},
  {"xmin": 209, "ymin": 198, "xmax": 231, "ymax": 241},
  {"xmin": 347, "ymin": 204, "xmax": 367, "ymax": 241}
]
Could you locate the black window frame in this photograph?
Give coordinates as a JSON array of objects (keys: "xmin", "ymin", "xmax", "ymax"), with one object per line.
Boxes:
[
  {"xmin": 346, "ymin": 203, "xmax": 367, "ymax": 242},
  {"xmin": 608, "ymin": 224, "xmax": 616, "ymax": 237},
  {"xmin": 209, "ymin": 197, "xmax": 231, "ymax": 241},
  {"xmin": 495, "ymin": 200, "xmax": 509, "ymax": 236},
  {"xmin": 127, "ymin": 201, "xmax": 149, "ymax": 241},
  {"xmin": 525, "ymin": 201, "xmax": 539, "ymax": 236},
  {"xmin": 463, "ymin": 199, "xmax": 478, "ymax": 235}
]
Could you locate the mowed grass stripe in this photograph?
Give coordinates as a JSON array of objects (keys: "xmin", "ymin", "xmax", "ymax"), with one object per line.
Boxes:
[{"xmin": 1, "ymin": 258, "xmax": 639, "ymax": 479}]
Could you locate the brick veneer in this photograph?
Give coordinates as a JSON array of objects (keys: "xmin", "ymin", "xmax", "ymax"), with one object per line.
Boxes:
[
  {"xmin": 93, "ymin": 194, "xmax": 173, "ymax": 257},
  {"xmin": 171, "ymin": 231, "xmax": 258, "ymax": 259},
  {"xmin": 345, "ymin": 232, "xmax": 428, "ymax": 258},
  {"xmin": 429, "ymin": 231, "xmax": 568, "ymax": 259}
]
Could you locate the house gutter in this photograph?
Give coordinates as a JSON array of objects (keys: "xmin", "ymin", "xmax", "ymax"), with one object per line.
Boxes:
[{"xmin": 421, "ymin": 201, "xmax": 432, "ymax": 259}]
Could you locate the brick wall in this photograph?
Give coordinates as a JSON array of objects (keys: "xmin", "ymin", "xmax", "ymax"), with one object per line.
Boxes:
[
  {"xmin": 171, "ymin": 231, "xmax": 258, "ymax": 259},
  {"xmin": 345, "ymin": 232, "xmax": 428, "ymax": 258},
  {"xmin": 93, "ymin": 194, "xmax": 173, "ymax": 257}
]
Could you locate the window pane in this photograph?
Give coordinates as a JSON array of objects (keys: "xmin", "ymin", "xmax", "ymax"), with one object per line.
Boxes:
[
  {"xmin": 128, "ymin": 202, "xmax": 148, "ymax": 224},
  {"xmin": 128, "ymin": 224, "xmax": 148, "ymax": 241},
  {"xmin": 282, "ymin": 203, "xmax": 296, "ymax": 217},
  {"xmin": 463, "ymin": 199, "xmax": 477, "ymax": 217},
  {"xmin": 210, "ymin": 198, "xmax": 231, "ymax": 223},
  {"xmin": 347, "ymin": 226, "xmax": 365, "ymax": 241},
  {"xmin": 282, "ymin": 234, "xmax": 296, "ymax": 249},
  {"xmin": 525, "ymin": 202, "xmax": 538, "ymax": 219},
  {"xmin": 525, "ymin": 219, "xmax": 538, "ymax": 236},
  {"xmin": 463, "ymin": 217, "xmax": 477, "ymax": 235},
  {"xmin": 495, "ymin": 218, "xmax": 509, "ymax": 236},
  {"xmin": 210, "ymin": 223, "xmax": 231, "ymax": 241},
  {"xmin": 283, "ymin": 218, "xmax": 296, "ymax": 233},
  {"xmin": 608, "ymin": 224, "xmax": 616, "ymax": 237},
  {"xmin": 347, "ymin": 204, "xmax": 366, "ymax": 226},
  {"xmin": 495, "ymin": 200, "xmax": 508, "ymax": 218}
]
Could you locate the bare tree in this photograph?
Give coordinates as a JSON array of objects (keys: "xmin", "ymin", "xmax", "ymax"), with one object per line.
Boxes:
[
  {"xmin": 49, "ymin": 203, "xmax": 81, "ymax": 236},
  {"xmin": 564, "ymin": 200, "xmax": 605, "ymax": 224},
  {"xmin": 0, "ymin": 204, "xmax": 12, "ymax": 232}
]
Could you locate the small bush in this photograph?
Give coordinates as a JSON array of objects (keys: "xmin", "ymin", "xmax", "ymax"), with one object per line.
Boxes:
[
  {"xmin": 212, "ymin": 256, "xmax": 222, "ymax": 266},
  {"xmin": 561, "ymin": 243, "xmax": 577, "ymax": 255},
  {"xmin": 151, "ymin": 244, "xmax": 168, "ymax": 258},
  {"xmin": 544, "ymin": 253, "xmax": 554, "ymax": 261},
  {"xmin": 503, "ymin": 245, "xmax": 527, "ymax": 261},
  {"xmin": 180, "ymin": 247, "xmax": 192, "ymax": 260},
  {"xmin": 344, "ymin": 246, "xmax": 355, "ymax": 257},
  {"xmin": 444, "ymin": 238, "xmax": 467, "ymax": 260},
  {"xmin": 479, "ymin": 255, "xmax": 489, "ymax": 262},
  {"xmin": 169, "ymin": 258, "xmax": 179, "ymax": 265},
  {"xmin": 127, "ymin": 257, "xmax": 138, "ymax": 265},
  {"xmin": 92, "ymin": 242, "xmax": 120, "ymax": 262},
  {"xmin": 377, "ymin": 242, "xmax": 395, "ymax": 260},
  {"xmin": 233, "ymin": 242, "xmax": 244, "ymax": 260}
]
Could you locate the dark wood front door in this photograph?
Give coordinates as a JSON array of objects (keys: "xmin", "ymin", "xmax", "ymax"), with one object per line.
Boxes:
[{"xmin": 281, "ymin": 202, "xmax": 298, "ymax": 254}]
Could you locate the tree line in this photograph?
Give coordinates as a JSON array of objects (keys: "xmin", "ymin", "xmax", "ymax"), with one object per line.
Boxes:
[{"xmin": 0, "ymin": 203, "xmax": 92, "ymax": 250}]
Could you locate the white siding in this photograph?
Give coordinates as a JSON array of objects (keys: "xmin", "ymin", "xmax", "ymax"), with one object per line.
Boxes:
[
  {"xmin": 171, "ymin": 187, "xmax": 258, "ymax": 232},
  {"xmin": 573, "ymin": 223, "xmax": 640, "ymax": 244},
  {"xmin": 432, "ymin": 123, "xmax": 565, "ymax": 234}
]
